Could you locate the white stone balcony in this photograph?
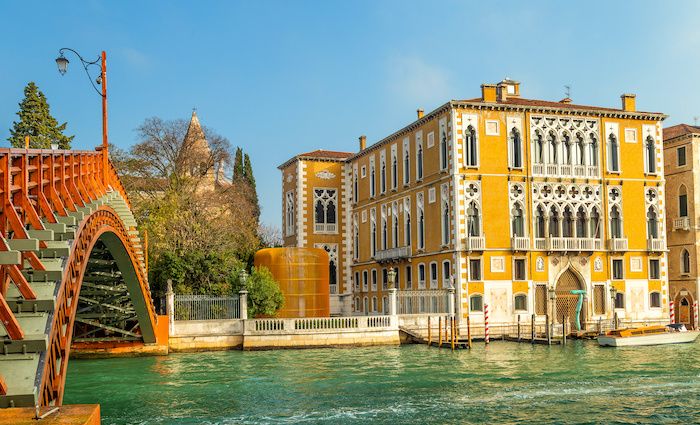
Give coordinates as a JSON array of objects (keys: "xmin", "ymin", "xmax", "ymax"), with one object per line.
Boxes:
[
  {"xmin": 314, "ymin": 223, "xmax": 337, "ymax": 233},
  {"xmin": 511, "ymin": 236, "xmax": 530, "ymax": 251},
  {"xmin": 374, "ymin": 245, "xmax": 411, "ymax": 262},
  {"xmin": 647, "ymin": 238, "xmax": 666, "ymax": 252},
  {"xmin": 673, "ymin": 216, "xmax": 691, "ymax": 231},
  {"xmin": 532, "ymin": 162, "xmax": 600, "ymax": 178},
  {"xmin": 464, "ymin": 236, "xmax": 486, "ymax": 251},
  {"xmin": 536, "ymin": 237, "xmax": 602, "ymax": 252},
  {"xmin": 607, "ymin": 238, "xmax": 628, "ymax": 252}
]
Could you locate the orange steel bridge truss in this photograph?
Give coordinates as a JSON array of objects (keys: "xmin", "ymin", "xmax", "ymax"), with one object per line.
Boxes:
[{"xmin": 0, "ymin": 148, "xmax": 158, "ymax": 408}]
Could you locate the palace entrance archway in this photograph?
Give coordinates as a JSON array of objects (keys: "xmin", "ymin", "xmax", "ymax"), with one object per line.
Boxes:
[{"xmin": 555, "ymin": 268, "xmax": 585, "ymax": 331}]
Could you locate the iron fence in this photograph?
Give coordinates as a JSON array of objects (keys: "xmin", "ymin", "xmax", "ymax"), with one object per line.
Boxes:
[{"xmin": 174, "ymin": 294, "xmax": 240, "ymax": 321}]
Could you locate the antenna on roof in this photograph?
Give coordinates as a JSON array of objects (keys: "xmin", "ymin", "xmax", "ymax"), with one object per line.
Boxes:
[
  {"xmin": 694, "ymin": 116, "xmax": 698, "ymax": 126},
  {"xmin": 564, "ymin": 85, "xmax": 571, "ymax": 99}
]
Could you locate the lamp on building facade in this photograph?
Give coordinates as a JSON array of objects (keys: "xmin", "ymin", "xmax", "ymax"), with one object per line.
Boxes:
[
  {"xmin": 387, "ymin": 267, "xmax": 396, "ymax": 289},
  {"xmin": 55, "ymin": 48, "xmax": 109, "ymax": 183}
]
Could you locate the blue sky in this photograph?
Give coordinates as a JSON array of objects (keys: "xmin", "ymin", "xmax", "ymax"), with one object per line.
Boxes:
[{"xmin": 1, "ymin": 1, "xmax": 699, "ymax": 227}]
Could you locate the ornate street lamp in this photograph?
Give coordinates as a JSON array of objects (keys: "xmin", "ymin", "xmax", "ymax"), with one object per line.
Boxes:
[
  {"xmin": 55, "ymin": 48, "xmax": 109, "ymax": 184},
  {"xmin": 239, "ymin": 269, "xmax": 249, "ymax": 289},
  {"xmin": 609, "ymin": 285, "xmax": 617, "ymax": 309}
]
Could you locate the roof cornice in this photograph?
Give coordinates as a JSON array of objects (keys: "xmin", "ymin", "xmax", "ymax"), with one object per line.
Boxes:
[{"xmin": 451, "ymin": 100, "xmax": 668, "ymax": 121}]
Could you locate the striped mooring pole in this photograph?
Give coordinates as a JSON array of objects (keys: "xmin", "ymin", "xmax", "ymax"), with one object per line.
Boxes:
[
  {"xmin": 670, "ymin": 300, "xmax": 675, "ymax": 324},
  {"xmin": 484, "ymin": 303, "xmax": 490, "ymax": 344}
]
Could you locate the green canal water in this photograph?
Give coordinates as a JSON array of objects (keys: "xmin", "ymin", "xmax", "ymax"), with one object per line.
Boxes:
[{"xmin": 64, "ymin": 341, "xmax": 700, "ymax": 424}]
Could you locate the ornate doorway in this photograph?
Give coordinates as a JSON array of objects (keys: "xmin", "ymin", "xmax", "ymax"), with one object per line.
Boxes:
[
  {"xmin": 555, "ymin": 268, "xmax": 585, "ymax": 331},
  {"xmin": 677, "ymin": 295, "xmax": 692, "ymax": 328}
]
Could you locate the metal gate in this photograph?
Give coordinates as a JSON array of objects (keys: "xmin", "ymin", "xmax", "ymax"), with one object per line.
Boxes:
[{"xmin": 555, "ymin": 269, "xmax": 585, "ymax": 330}]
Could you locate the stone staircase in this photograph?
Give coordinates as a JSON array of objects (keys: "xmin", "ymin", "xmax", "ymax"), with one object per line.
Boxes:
[{"xmin": 0, "ymin": 190, "xmax": 147, "ymax": 408}]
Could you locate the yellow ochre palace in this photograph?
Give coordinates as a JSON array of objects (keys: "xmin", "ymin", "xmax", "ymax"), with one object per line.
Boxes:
[{"xmin": 279, "ymin": 79, "xmax": 669, "ymax": 331}]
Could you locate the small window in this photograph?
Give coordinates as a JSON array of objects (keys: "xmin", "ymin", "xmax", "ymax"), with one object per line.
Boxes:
[
  {"xmin": 418, "ymin": 263, "xmax": 426, "ymax": 289},
  {"xmin": 650, "ymin": 292, "xmax": 661, "ymax": 308},
  {"xmin": 513, "ymin": 258, "xmax": 526, "ymax": 281},
  {"xmin": 514, "ymin": 294, "xmax": 527, "ymax": 311},
  {"xmin": 649, "ymin": 259, "xmax": 660, "ymax": 280},
  {"xmin": 442, "ymin": 261, "xmax": 451, "ymax": 288},
  {"xmin": 678, "ymin": 146, "xmax": 687, "ymax": 167},
  {"xmin": 371, "ymin": 269, "xmax": 378, "ymax": 290},
  {"xmin": 362, "ymin": 271, "xmax": 368, "ymax": 291},
  {"xmin": 372, "ymin": 296, "xmax": 378, "ymax": 312},
  {"xmin": 354, "ymin": 272, "xmax": 360, "ymax": 291},
  {"xmin": 429, "ymin": 262, "xmax": 438, "ymax": 288},
  {"xmin": 470, "ymin": 294, "xmax": 483, "ymax": 312},
  {"xmin": 614, "ymin": 292, "xmax": 625, "ymax": 309},
  {"xmin": 405, "ymin": 265, "xmax": 412, "ymax": 290},
  {"xmin": 361, "ymin": 166, "xmax": 367, "ymax": 178},
  {"xmin": 469, "ymin": 259, "xmax": 482, "ymax": 281},
  {"xmin": 681, "ymin": 249, "xmax": 691, "ymax": 275},
  {"xmin": 382, "ymin": 268, "xmax": 388, "ymax": 290},
  {"xmin": 612, "ymin": 259, "xmax": 624, "ymax": 280}
]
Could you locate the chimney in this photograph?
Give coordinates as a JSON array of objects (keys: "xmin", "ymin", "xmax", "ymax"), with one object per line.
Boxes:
[
  {"xmin": 481, "ymin": 84, "xmax": 497, "ymax": 103},
  {"xmin": 559, "ymin": 97, "xmax": 572, "ymax": 104},
  {"xmin": 621, "ymin": 94, "xmax": 636, "ymax": 112},
  {"xmin": 496, "ymin": 82, "xmax": 509, "ymax": 102},
  {"xmin": 417, "ymin": 108, "xmax": 424, "ymax": 119},
  {"xmin": 359, "ymin": 135, "xmax": 367, "ymax": 151}
]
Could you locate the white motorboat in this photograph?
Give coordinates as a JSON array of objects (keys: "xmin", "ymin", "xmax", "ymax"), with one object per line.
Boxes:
[{"xmin": 597, "ymin": 324, "xmax": 700, "ymax": 347}]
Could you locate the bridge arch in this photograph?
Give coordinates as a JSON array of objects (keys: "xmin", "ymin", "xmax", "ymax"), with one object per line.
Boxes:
[{"xmin": 0, "ymin": 149, "xmax": 159, "ymax": 408}]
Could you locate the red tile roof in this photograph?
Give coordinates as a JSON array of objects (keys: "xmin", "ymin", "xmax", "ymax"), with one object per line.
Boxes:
[
  {"xmin": 297, "ymin": 149, "xmax": 353, "ymax": 160},
  {"xmin": 278, "ymin": 149, "xmax": 353, "ymax": 169},
  {"xmin": 664, "ymin": 124, "xmax": 700, "ymax": 141}
]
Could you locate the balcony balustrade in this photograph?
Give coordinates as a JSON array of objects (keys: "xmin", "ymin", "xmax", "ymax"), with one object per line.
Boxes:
[
  {"xmin": 374, "ymin": 245, "xmax": 411, "ymax": 262},
  {"xmin": 463, "ymin": 236, "xmax": 486, "ymax": 251},
  {"xmin": 532, "ymin": 162, "xmax": 600, "ymax": 178},
  {"xmin": 647, "ymin": 238, "xmax": 665, "ymax": 252},
  {"xmin": 314, "ymin": 223, "xmax": 337, "ymax": 233},
  {"xmin": 511, "ymin": 236, "xmax": 530, "ymax": 251},
  {"xmin": 673, "ymin": 216, "xmax": 691, "ymax": 231},
  {"xmin": 607, "ymin": 238, "xmax": 628, "ymax": 252},
  {"xmin": 535, "ymin": 237, "xmax": 602, "ymax": 252}
]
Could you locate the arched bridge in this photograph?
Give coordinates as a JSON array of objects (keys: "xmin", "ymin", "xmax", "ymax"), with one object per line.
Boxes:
[{"xmin": 0, "ymin": 148, "xmax": 161, "ymax": 408}]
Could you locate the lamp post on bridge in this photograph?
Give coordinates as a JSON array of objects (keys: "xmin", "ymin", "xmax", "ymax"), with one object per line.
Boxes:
[{"xmin": 55, "ymin": 48, "xmax": 109, "ymax": 186}]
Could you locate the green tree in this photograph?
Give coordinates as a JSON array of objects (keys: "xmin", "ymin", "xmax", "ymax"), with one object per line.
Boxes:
[
  {"xmin": 243, "ymin": 153, "xmax": 260, "ymax": 221},
  {"xmin": 233, "ymin": 147, "xmax": 244, "ymax": 181},
  {"xmin": 9, "ymin": 82, "xmax": 73, "ymax": 149},
  {"xmin": 229, "ymin": 266, "xmax": 284, "ymax": 318}
]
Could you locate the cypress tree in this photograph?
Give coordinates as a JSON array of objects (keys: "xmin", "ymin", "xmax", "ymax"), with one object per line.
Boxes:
[
  {"xmin": 9, "ymin": 82, "xmax": 73, "ymax": 149},
  {"xmin": 233, "ymin": 147, "xmax": 244, "ymax": 181},
  {"xmin": 243, "ymin": 153, "xmax": 260, "ymax": 221}
]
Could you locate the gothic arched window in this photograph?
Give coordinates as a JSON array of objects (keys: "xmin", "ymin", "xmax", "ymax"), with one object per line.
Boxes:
[
  {"xmin": 467, "ymin": 201, "xmax": 481, "ymax": 237},
  {"xmin": 610, "ymin": 205, "xmax": 622, "ymax": 238},
  {"xmin": 510, "ymin": 128, "xmax": 522, "ymax": 168},
  {"xmin": 511, "ymin": 203, "xmax": 525, "ymax": 237},
  {"xmin": 647, "ymin": 207, "xmax": 659, "ymax": 239},
  {"xmin": 535, "ymin": 205, "xmax": 546, "ymax": 238},
  {"xmin": 465, "ymin": 125, "xmax": 478, "ymax": 167},
  {"xmin": 608, "ymin": 134, "xmax": 619, "ymax": 172},
  {"xmin": 646, "ymin": 136, "xmax": 656, "ymax": 174}
]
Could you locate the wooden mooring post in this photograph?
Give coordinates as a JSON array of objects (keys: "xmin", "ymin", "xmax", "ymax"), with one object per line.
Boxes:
[
  {"xmin": 427, "ymin": 316, "xmax": 432, "ymax": 346},
  {"xmin": 517, "ymin": 315, "xmax": 521, "ymax": 342},
  {"xmin": 438, "ymin": 317, "xmax": 443, "ymax": 347},
  {"xmin": 451, "ymin": 317, "xmax": 456, "ymax": 351},
  {"xmin": 546, "ymin": 314, "xmax": 551, "ymax": 345},
  {"xmin": 530, "ymin": 314, "xmax": 536, "ymax": 344},
  {"xmin": 467, "ymin": 315, "xmax": 472, "ymax": 349},
  {"xmin": 562, "ymin": 315, "xmax": 567, "ymax": 346}
]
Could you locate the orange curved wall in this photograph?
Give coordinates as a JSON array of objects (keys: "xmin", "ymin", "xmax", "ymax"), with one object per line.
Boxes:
[{"xmin": 254, "ymin": 247, "xmax": 330, "ymax": 318}]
